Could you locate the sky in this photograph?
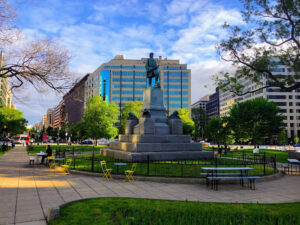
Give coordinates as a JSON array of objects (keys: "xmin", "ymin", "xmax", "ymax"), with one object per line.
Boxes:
[{"xmin": 9, "ymin": 0, "xmax": 245, "ymax": 125}]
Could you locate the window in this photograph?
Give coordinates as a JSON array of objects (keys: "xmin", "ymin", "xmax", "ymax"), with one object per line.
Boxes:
[
  {"xmin": 164, "ymin": 66, "xmax": 186, "ymax": 70},
  {"xmin": 164, "ymin": 85, "xmax": 188, "ymax": 89},
  {"xmin": 267, "ymin": 95, "xmax": 286, "ymax": 99},
  {"xmin": 164, "ymin": 97, "xmax": 188, "ymax": 102},
  {"xmin": 164, "ymin": 72, "xmax": 188, "ymax": 77},
  {"xmin": 164, "ymin": 78, "xmax": 188, "ymax": 83},
  {"xmin": 274, "ymin": 102, "xmax": 286, "ymax": 106},
  {"xmin": 289, "ymin": 102, "xmax": 293, "ymax": 106},
  {"xmin": 166, "ymin": 91, "xmax": 188, "ymax": 95},
  {"xmin": 290, "ymin": 109, "xmax": 294, "ymax": 113},
  {"xmin": 279, "ymin": 109, "xmax": 287, "ymax": 113},
  {"xmin": 290, "ymin": 116, "xmax": 294, "ymax": 120},
  {"xmin": 289, "ymin": 95, "xmax": 293, "ymax": 99},
  {"xmin": 290, "ymin": 123, "xmax": 294, "ymax": 127}
]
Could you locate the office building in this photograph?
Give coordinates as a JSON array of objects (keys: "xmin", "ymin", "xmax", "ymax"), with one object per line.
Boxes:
[
  {"xmin": 53, "ymin": 101, "xmax": 65, "ymax": 129},
  {"xmin": 206, "ymin": 87, "xmax": 219, "ymax": 119},
  {"xmin": 63, "ymin": 74, "xmax": 89, "ymax": 125},
  {"xmin": 219, "ymin": 62, "xmax": 300, "ymax": 139},
  {"xmin": 191, "ymin": 95, "xmax": 209, "ymax": 110},
  {"xmin": 85, "ymin": 55, "xmax": 191, "ymax": 117}
]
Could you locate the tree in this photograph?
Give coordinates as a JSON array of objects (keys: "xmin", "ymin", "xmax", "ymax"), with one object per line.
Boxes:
[
  {"xmin": 119, "ymin": 101, "xmax": 143, "ymax": 134},
  {"xmin": 0, "ymin": 106, "xmax": 27, "ymax": 136},
  {"xmin": 46, "ymin": 126, "xmax": 54, "ymax": 137},
  {"xmin": 205, "ymin": 116, "xmax": 234, "ymax": 152},
  {"xmin": 70, "ymin": 121, "xmax": 88, "ymax": 141},
  {"xmin": 294, "ymin": 136, "xmax": 299, "ymax": 144},
  {"xmin": 191, "ymin": 107, "xmax": 207, "ymax": 140},
  {"xmin": 278, "ymin": 130, "xmax": 288, "ymax": 145},
  {"xmin": 215, "ymin": 0, "xmax": 300, "ymax": 95},
  {"xmin": 83, "ymin": 95, "xmax": 119, "ymax": 143},
  {"xmin": 177, "ymin": 108, "xmax": 195, "ymax": 135},
  {"xmin": 229, "ymin": 98, "xmax": 284, "ymax": 146},
  {"xmin": 0, "ymin": 0, "xmax": 73, "ymax": 92}
]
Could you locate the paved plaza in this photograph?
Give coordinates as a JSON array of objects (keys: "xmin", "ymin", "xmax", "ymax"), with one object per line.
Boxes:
[{"xmin": 0, "ymin": 147, "xmax": 299, "ymax": 225}]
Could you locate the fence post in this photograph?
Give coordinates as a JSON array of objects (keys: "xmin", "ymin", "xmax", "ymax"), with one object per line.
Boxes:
[
  {"xmin": 91, "ymin": 147, "xmax": 95, "ymax": 172},
  {"xmin": 274, "ymin": 154, "xmax": 277, "ymax": 172},
  {"xmin": 147, "ymin": 155, "xmax": 150, "ymax": 176},
  {"xmin": 181, "ymin": 161, "xmax": 183, "ymax": 177},
  {"xmin": 263, "ymin": 152, "xmax": 266, "ymax": 176},
  {"xmin": 215, "ymin": 157, "xmax": 218, "ymax": 167},
  {"xmin": 73, "ymin": 154, "xmax": 75, "ymax": 169}
]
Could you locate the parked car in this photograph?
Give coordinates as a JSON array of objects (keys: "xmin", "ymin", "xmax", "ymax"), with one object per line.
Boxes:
[
  {"xmin": 293, "ymin": 143, "xmax": 300, "ymax": 147},
  {"xmin": 98, "ymin": 139, "xmax": 110, "ymax": 145},
  {"xmin": 81, "ymin": 140, "xmax": 93, "ymax": 144}
]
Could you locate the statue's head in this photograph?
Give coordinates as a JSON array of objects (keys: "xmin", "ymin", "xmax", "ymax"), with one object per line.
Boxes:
[{"xmin": 149, "ymin": 52, "xmax": 154, "ymax": 58}]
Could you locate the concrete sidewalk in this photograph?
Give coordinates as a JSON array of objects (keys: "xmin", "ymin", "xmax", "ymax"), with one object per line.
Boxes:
[{"xmin": 0, "ymin": 146, "xmax": 300, "ymax": 225}]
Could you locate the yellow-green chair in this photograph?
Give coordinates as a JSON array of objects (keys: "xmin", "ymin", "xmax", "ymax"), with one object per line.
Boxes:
[
  {"xmin": 48, "ymin": 156, "xmax": 56, "ymax": 171},
  {"xmin": 61, "ymin": 158, "xmax": 72, "ymax": 175},
  {"xmin": 124, "ymin": 163, "xmax": 137, "ymax": 183},
  {"xmin": 100, "ymin": 161, "xmax": 112, "ymax": 181}
]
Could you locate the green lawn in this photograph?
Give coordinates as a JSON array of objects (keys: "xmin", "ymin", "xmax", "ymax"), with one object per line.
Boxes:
[
  {"xmin": 0, "ymin": 146, "xmax": 12, "ymax": 156},
  {"xmin": 71, "ymin": 154, "xmax": 275, "ymax": 177},
  {"xmin": 203, "ymin": 147, "xmax": 289, "ymax": 163},
  {"xmin": 26, "ymin": 145, "xmax": 106, "ymax": 155},
  {"xmin": 49, "ymin": 198, "xmax": 300, "ymax": 225}
]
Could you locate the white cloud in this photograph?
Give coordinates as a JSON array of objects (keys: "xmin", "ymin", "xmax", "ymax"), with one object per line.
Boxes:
[{"xmin": 11, "ymin": 0, "xmax": 244, "ymax": 124}]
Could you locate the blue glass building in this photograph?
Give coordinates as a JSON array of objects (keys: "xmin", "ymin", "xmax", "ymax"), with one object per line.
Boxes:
[{"xmin": 85, "ymin": 55, "xmax": 191, "ymax": 117}]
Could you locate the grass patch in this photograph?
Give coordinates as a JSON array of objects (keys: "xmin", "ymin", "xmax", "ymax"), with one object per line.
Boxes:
[
  {"xmin": 49, "ymin": 198, "xmax": 300, "ymax": 225},
  {"xmin": 26, "ymin": 145, "xmax": 106, "ymax": 155},
  {"xmin": 203, "ymin": 147, "xmax": 289, "ymax": 163},
  {"xmin": 71, "ymin": 154, "xmax": 275, "ymax": 177}
]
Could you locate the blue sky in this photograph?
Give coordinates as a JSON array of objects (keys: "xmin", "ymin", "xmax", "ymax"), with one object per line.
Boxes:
[{"xmin": 10, "ymin": 0, "xmax": 244, "ymax": 125}]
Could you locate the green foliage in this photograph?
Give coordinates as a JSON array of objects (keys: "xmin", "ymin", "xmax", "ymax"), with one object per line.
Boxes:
[
  {"xmin": 278, "ymin": 130, "xmax": 288, "ymax": 145},
  {"xmin": 229, "ymin": 98, "xmax": 284, "ymax": 145},
  {"xmin": 215, "ymin": 0, "xmax": 300, "ymax": 94},
  {"xmin": 46, "ymin": 126, "xmax": 55, "ymax": 138},
  {"xmin": 50, "ymin": 198, "xmax": 300, "ymax": 225},
  {"xmin": 177, "ymin": 108, "xmax": 195, "ymax": 135},
  {"xmin": 191, "ymin": 107, "xmax": 207, "ymax": 140},
  {"xmin": 119, "ymin": 101, "xmax": 143, "ymax": 134},
  {"xmin": 83, "ymin": 95, "xmax": 119, "ymax": 140},
  {"xmin": 294, "ymin": 136, "xmax": 299, "ymax": 144},
  {"xmin": 70, "ymin": 121, "xmax": 87, "ymax": 140},
  {"xmin": 205, "ymin": 117, "xmax": 234, "ymax": 147},
  {"xmin": 0, "ymin": 107, "xmax": 27, "ymax": 136}
]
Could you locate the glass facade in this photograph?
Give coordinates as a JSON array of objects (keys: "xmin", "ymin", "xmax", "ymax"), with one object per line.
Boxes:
[
  {"xmin": 99, "ymin": 70, "xmax": 110, "ymax": 102},
  {"xmin": 87, "ymin": 58, "xmax": 190, "ymax": 117}
]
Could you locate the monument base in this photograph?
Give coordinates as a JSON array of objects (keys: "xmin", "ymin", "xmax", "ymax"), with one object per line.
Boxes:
[{"xmin": 100, "ymin": 148, "xmax": 214, "ymax": 162}]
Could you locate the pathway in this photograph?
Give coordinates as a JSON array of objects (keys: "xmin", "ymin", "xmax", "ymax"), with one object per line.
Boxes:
[{"xmin": 0, "ymin": 146, "xmax": 300, "ymax": 225}]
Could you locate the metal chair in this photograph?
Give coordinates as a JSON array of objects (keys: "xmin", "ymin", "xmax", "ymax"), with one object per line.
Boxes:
[
  {"xmin": 48, "ymin": 156, "xmax": 56, "ymax": 171},
  {"xmin": 100, "ymin": 161, "xmax": 112, "ymax": 181},
  {"xmin": 61, "ymin": 158, "xmax": 72, "ymax": 175},
  {"xmin": 124, "ymin": 163, "xmax": 137, "ymax": 183}
]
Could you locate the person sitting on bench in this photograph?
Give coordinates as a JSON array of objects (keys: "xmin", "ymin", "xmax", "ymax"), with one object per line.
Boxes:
[{"xmin": 41, "ymin": 145, "xmax": 52, "ymax": 164}]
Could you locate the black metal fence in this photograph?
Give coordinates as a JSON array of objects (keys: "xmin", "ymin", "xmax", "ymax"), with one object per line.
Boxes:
[{"xmin": 67, "ymin": 150, "xmax": 277, "ymax": 178}]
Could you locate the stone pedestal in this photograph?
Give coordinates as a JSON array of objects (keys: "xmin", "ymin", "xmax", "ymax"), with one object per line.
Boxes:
[{"xmin": 102, "ymin": 87, "xmax": 214, "ymax": 162}]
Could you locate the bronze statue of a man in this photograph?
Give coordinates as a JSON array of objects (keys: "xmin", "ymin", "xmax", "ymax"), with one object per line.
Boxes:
[{"xmin": 145, "ymin": 52, "xmax": 160, "ymax": 87}]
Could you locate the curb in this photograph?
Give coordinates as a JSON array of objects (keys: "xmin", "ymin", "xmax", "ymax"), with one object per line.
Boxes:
[{"xmin": 70, "ymin": 169, "xmax": 284, "ymax": 184}]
